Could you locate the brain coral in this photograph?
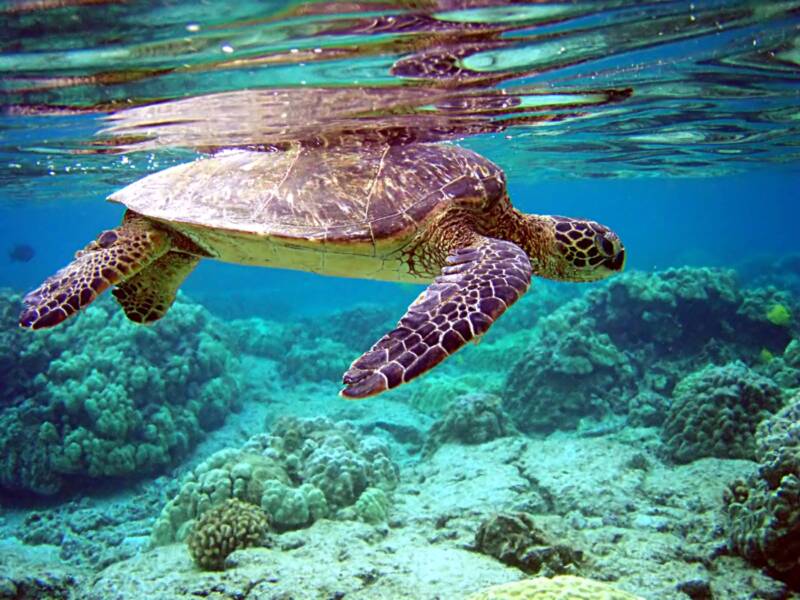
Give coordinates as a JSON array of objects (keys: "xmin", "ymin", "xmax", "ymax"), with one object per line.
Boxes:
[
  {"xmin": 724, "ymin": 394, "xmax": 800, "ymax": 586},
  {"xmin": 466, "ymin": 576, "xmax": 644, "ymax": 600},
  {"xmin": 151, "ymin": 417, "xmax": 399, "ymax": 544},
  {"xmin": 187, "ymin": 498, "xmax": 270, "ymax": 570},
  {"xmin": 0, "ymin": 291, "xmax": 240, "ymax": 495},
  {"xmin": 661, "ymin": 361, "xmax": 782, "ymax": 463}
]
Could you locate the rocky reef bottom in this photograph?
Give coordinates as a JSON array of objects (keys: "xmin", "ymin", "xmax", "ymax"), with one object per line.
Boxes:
[
  {"xmin": 0, "ymin": 389, "xmax": 793, "ymax": 600},
  {"xmin": 2, "ymin": 264, "xmax": 798, "ymax": 599}
]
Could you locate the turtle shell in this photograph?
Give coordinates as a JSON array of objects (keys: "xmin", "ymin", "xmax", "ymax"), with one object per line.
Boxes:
[{"xmin": 109, "ymin": 141, "xmax": 506, "ymax": 243}]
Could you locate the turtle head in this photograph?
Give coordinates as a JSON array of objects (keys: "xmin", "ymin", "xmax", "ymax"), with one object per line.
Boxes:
[{"xmin": 532, "ymin": 215, "xmax": 625, "ymax": 282}]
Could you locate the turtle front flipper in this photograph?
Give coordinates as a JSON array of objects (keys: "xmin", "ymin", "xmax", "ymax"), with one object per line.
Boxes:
[
  {"xmin": 341, "ymin": 238, "xmax": 532, "ymax": 398},
  {"xmin": 112, "ymin": 252, "xmax": 199, "ymax": 323},
  {"xmin": 19, "ymin": 213, "xmax": 170, "ymax": 329}
]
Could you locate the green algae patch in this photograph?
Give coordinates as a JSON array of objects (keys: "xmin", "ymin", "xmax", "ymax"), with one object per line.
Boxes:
[
  {"xmin": 766, "ymin": 303, "xmax": 792, "ymax": 327},
  {"xmin": 759, "ymin": 348, "xmax": 774, "ymax": 364}
]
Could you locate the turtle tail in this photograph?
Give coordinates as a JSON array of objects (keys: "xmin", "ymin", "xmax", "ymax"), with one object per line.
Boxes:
[{"xmin": 19, "ymin": 212, "xmax": 171, "ymax": 329}]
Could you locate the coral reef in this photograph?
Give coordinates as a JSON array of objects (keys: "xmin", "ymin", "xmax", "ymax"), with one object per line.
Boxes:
[
  {"xmin": 422, "ymin": 393, "xmax": 518, "ymax": 457},
  {"xmin": 8, "ymin": 417, "xmax": 788, "ymax": 600},
  {"xmin": 759, "ymin": 338, "xmax": 800, "ymax": 391},
  {"xmin": 504, "ymin": 268, "xmax": 793, "ymax": 433},
  {"xmin": 473, "ymin": 512, "xmax": 582, "ymax": 576},
  {"xmin": 739, "ymin": 254, "xmax": 800, "ymax": 297},
  {"xmin": 352, "ymin": 486, "xmax": 391, "ymax": 523},
  {"xmin": 259, "ymin": 480, "xmax": 329, "ymax": 530},
  {"xmin": 661, "ymin": 361, "xmax": 782, "ymax": 463},
  {"xmin": 187, "ymin": 498, "xmax": 270, "ymax": 570},
  {"xmin": 267, "ymin": 417, "xmax": 399, "ymax": 510},
  {"xmin": 151, "ymin": 417, "xmax": 399, "ymax": 542},
  {"xmin": 504, "ymin": 303, "xmax": 638, "ymax": 432},
  {"xmin": 310, "ymin": 303, "xmax": 400, "ymax": 354},
  {"xmin": 227, "ymin": 303, "xmax": 399, "ymax": 384},
  {"xmin": 150, "ymin": 449, "xmax": 289, "ymax": 545},
  {"xmin": 229, "ymin": 318, "xmax": 349, "ymax": 383},
  {"xmin": 466, "ymin": 576, "xmax": 644, "ymax": 600},
  {"xmin": 403, "ymin": 371, "xmax": 501, "ymax": 416},
  {"xmin": 0, "ymin": 291, "xmax": 240, "ymax": 495},
  {"xmin": 724, "ymin": 394, "xmax": 800, "ymax": 587},
  {"xmin": 0, "ymin": 290, "xmax": 33, "ymax": 409},
  {"xmin": 626, "ymin": 390, "xmax": 670, "ymax": 428}
]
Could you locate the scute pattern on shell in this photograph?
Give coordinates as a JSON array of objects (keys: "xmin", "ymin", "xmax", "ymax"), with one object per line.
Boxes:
[{"xmin": 109, "ymin": 142, "xmax": 506, "ymax": 242}]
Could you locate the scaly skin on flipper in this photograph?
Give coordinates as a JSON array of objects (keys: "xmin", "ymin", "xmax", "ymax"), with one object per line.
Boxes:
[
  {"xmin": 18, "ymin": 213, "xmax": 170, "ymax": 329},
  {"xmin": 112, "ymin": 252, "xmax": 200, "ymax": 323},
  {"xmin": 341, "ymin": 237, "xmax": 532, "ymax": 398}
]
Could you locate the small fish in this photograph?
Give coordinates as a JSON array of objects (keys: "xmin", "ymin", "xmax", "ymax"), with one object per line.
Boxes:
[{"xmin": 8, "ymin": 243, "xmax": 35, "ymax": 263}]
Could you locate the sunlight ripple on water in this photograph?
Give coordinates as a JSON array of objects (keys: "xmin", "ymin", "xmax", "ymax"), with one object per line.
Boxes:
[{"xmin": 0, "ymin": 0, "xmax": 799, "ymax": 201}]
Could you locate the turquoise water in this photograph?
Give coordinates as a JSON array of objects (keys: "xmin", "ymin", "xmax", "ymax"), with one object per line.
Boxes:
[{"xmin": 1, "ymin": 1, "xmax": 799, "ymax": 598}]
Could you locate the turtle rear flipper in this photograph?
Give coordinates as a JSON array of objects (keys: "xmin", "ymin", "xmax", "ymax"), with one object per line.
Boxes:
[
  {"xmin": 19, "ymin": 213, "xmax": 170, "ymax": 329},
  {"xmin": 112, "ymin": 252, "xmax": 199, "ymax": 324},
  {"xmin": 340, "ymin": 237, "xmax": 532, "ymax": 398}
]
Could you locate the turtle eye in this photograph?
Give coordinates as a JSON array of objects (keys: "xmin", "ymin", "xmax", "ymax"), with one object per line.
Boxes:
[
  {"xmin": 594, "ymin": 234, "xmax": 615, "ymax": 257},
  {"xmin": 97, "ymin": 230, "xmax": 118, "ymax": 248}
]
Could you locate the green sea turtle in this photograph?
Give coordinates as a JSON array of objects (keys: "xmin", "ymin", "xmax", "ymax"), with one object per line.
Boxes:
[{"xmin": 19, "ymin": 141, "xmax": 625, "ymax": 397}]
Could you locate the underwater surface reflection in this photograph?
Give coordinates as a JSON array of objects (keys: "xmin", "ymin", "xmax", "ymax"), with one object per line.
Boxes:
[{"xmin": 0, "ymin": 1, "xmax": 799, "ymax": 599}]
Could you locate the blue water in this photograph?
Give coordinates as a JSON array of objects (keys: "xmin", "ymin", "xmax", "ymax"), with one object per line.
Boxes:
[{"xmin": 1, "ymin": 1, "xmax": 800, "ymax": 598}]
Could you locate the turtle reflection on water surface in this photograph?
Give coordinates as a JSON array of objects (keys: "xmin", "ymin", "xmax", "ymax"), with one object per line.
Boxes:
[{"xmin": 18, "ymin": 141, "xmax": 624, "ymax": 398}]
